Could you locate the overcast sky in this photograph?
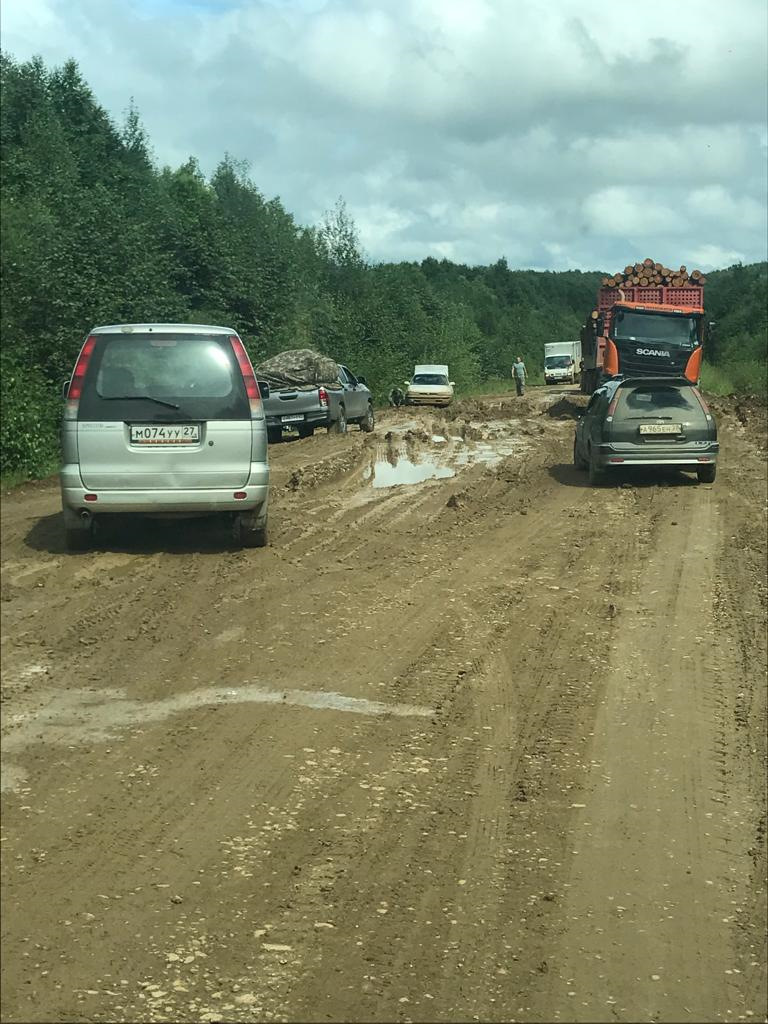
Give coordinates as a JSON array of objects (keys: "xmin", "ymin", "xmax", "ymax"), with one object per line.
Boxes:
[{"xmin": 3, "ymin": 0, "xmax": 767, "ymax": 271}]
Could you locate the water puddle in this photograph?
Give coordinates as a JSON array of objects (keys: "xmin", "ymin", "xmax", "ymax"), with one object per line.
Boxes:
[
  {"xmin": 1, "ymin": 684, "xmax": 435, "ymax": 792},
  {"xmin": 365, "ymin": 454, "xmax": 456, "ymax": 488}
]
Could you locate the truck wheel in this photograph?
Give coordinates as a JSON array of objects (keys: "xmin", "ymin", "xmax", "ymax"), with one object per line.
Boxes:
[
  {"xmin": 328, "ymin": 406, "xmax": 347, "ymax": 435},
  {"xmin": 233, "ymin": 514, "xmax": 268, "ymax": 548},
  {"xmin": 359, "ymin": 403, "xmax": 375, "ymax": 432},
  {"xmin": 696, "ymin": 464, "xmax": 716, "ymax": 484},
  {"xmin": 267, "ymin": 427, "xmax": 282, "ymax": 444},
  {"xmin": 588, "ymin": 448, "xmax": 604, "ymax": 485},
  {"xmin": 298, "ymin": 425, "xmax": 315, "ymax": 439}
]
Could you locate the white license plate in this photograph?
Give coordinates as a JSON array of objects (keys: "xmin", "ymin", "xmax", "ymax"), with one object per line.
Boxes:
[
  {"xmin": 130, "ymin": 423, "xmax": 200, "ymax": 444},
  {"xmin": 639, "ymin": 423, "xmax": 681, "ymax": 435},
  {"xmin": 281, "ymin": 415, "xmax": 305, "ymax": 423}
]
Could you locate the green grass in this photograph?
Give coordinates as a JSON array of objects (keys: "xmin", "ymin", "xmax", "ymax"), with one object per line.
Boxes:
[
  {"xmin": 700, "ymin": 360, "xmax": 767, "ymax": 399},
  {"xmin": 0, "ymin": 457, "xmax": 59, "ymax": 492}
]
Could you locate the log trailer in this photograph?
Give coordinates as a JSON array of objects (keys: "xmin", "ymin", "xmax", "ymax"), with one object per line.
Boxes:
[{"xmin": 580, "ymin": 259, "xmax": 708, "ymax": 394}]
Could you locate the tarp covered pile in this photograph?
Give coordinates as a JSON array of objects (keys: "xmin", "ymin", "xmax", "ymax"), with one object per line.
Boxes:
[{"xmin": 255, "ymin": 349, "xmax": 341, "ymax": 390}]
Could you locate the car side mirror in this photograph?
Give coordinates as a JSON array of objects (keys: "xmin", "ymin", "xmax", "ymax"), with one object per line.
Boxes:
[
  {"xmin": 403, "ymin": 380, "xmax": 410, "ymax": 386},
  {"xmin": 257, "ymin": 380, "xmax": 270, "ymax": 399},
  {"xmin": 449, "ymin": 381, "xmax": 455, "ymax": 387},
  {"xmin": 62, "ymin": 379, "xmax": 71, "ymax": 398}
]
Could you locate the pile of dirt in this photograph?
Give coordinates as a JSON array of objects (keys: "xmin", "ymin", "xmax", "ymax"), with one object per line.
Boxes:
[{"xmin": 544, "ymin": 396, "xmax": 588, "ymax": 420}]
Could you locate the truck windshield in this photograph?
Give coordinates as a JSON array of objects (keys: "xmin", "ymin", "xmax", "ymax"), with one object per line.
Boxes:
[
  {"xmin": 613, "ymin": 311, "xmax": 699, "ymax": 349},
  {"xmin": 412, "ymin": 374, "xmax": 448, "ymax": 385},
  {"xmin": 545, "ymin": 356, "xmax": 572, "ymax": 368}
]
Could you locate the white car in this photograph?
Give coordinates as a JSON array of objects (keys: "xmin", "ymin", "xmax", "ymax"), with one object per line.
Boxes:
[{"xmin": 404, "ymin": 364, "xmax": 455, "ymax": 407}]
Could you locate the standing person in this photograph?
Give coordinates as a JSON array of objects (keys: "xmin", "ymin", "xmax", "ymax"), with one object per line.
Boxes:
[{"xmin": 512, "ymin": 355, "xmax": 527, "ymax": 396}]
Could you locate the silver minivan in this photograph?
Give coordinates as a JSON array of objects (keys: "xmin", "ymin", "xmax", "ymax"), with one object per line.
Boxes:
[{"xmin": 60, "ymin": 323, "xmax": 270, "ymax": 550}]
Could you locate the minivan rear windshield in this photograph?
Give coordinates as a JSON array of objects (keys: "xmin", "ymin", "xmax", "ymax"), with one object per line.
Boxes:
[
  {"xmin": 413, "ymin": 374, "xmax": 448, "ymax": 386},
  {"xmin": 77, "ymin": 333, "xmax": 249, "ymax": 421}
]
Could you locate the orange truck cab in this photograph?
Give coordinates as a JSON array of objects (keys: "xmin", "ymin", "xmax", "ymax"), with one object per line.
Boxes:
[{"xmin": 580, "ymin": 284, "xmax": 706, "ymax": 394}]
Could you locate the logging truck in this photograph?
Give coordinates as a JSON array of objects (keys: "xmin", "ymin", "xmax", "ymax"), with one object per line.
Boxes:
[{"xmin": 580, "ymin": 259, "xmax": 708, "ymax": 394}]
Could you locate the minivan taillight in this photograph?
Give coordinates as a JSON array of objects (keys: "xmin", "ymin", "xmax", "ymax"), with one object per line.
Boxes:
[
  {"xmin": 318, "ymin": 387, "xmax": 329, "ymax": 408},
  {"xmin": 64, "ymin": 335, "xmax": 97, "ymax": 420},
  {"xmin": 229, "ymin": 336, "xmax": 263, "ymax": 420}
]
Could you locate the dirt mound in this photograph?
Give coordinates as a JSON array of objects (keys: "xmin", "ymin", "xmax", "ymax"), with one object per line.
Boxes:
[{"xmin": 544, "ymin": 396, "xmax": 588, "ymax": 420}]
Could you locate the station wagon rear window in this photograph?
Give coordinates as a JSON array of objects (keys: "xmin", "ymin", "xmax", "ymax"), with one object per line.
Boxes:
[
  {"xmin": 614, "ymin": 385, "xmax": 702, "ymax": 420},
  {"xmin": 77, "ymin": 333, "xmax": 249, "ymax": 421}
]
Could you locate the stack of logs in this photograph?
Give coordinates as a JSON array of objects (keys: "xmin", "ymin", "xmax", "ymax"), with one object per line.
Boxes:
[{"xmin": 602, "ymin": 258, "xmax": 706, "ymax": 288}]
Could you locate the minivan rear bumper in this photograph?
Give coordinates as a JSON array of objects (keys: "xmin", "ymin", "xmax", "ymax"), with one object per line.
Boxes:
[{"xmin": 61, "ymin": 463, "xmax": 269, "ymax": 514}]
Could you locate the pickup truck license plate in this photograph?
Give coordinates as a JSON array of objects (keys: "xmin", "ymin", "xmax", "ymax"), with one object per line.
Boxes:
[
  {"xmin": 281, "ymin": 415, "xmax": 305, "ymax": 423},
  {"xmin": 639, "ymin": 423, "xmax": 681, "ymax": 435},
  {"xmin": 130, "ymin": 424, "xmax": 200, "ymax": 444}
]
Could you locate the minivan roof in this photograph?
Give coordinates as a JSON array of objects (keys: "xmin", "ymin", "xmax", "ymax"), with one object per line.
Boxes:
[{"xmin": 90, "ymin": 323, "xmax": 236, "ymax": 335}]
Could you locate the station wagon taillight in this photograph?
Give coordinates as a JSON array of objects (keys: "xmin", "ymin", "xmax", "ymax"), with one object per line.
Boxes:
[
  {"xmin": 64, "ymin": 335, "xmax": 97, "ymax": 420},
  {"xmin": 229, "ymin": 336, "xmax": 264, "ymax": 420}
]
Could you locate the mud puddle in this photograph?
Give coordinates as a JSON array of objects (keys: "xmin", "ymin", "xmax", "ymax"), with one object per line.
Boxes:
[{"xmin": 364, "ymin": 424, "xmax": 528, "ymax": 490}]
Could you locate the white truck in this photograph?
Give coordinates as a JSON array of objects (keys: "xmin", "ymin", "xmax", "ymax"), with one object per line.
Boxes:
[{"xmin": 544, "ymin": 341, "xmax": 581, "ymax": 385}]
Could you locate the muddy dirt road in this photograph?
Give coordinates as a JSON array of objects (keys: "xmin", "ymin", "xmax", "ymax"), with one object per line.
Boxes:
[{"xmin": 2, "ymin": 388, "xmax": 766, "ymax": 1024}]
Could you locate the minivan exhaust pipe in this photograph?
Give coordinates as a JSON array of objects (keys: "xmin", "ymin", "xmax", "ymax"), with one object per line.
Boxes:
[{"xmin": 79, "ymin": 510, "xmax": 92, "ymax": 523}]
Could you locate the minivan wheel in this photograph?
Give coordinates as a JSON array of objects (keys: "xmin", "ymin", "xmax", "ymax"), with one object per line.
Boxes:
[
  {"xmin": 233, "ymin": 514, "xmax": 268, "ymax": 549},
  {"xmin": 359, "ymin": 403, "xmax": 375, "ymax": 432},
  {"xmin": 697, "ymin": 463, "xmax": 717, "ymax": 484},
  {"xmin": 329, "ymin": 407, "xmax": 347, "ymax": 435},
  {"xmin": 65, "ymin": 525, "xmax": 93, "ymax": 552},
  {"xmin": 267, "ymin": 427, "xmax": 282, "ymax": 444}
]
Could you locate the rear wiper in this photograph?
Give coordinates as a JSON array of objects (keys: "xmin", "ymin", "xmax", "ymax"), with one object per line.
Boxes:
[{"xmin": 102, "ymin": 395, "xmax": 180, "ymax": 410}]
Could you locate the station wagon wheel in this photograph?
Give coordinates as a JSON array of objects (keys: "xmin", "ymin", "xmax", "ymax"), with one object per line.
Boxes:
[
  {"xmin": 359, "ymin": 403, "xmax": 375, "ymax": 432},
  {"xmin": 573, "ymin": 438, "xmax": 587, "ymax": 470},
  {"xmin": 329, "ymin": 406, "xmax": 347, "ymax": 435},
  {"xmin": 696, "ymin": 464, "xmax": 716, "ymax": 484},
  {"xmin": 587, "ymin": 448, "xmax": 604, "ymax": 486}
]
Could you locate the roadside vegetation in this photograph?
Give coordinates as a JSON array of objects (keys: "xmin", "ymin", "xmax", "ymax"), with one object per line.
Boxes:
[{"xmin": 2, "ymin": 54, "xmax": 766, "ymax": 480}]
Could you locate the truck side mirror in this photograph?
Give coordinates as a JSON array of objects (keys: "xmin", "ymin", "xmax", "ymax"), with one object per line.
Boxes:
[{"xmin": 257, "ymin": 380, "xmax": 270, "ymax": 399}]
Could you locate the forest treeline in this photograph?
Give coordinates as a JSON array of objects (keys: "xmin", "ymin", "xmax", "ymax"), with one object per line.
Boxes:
[{"xmin": 2, "ymin": 54, "xmax": 766, "ymax": 476}]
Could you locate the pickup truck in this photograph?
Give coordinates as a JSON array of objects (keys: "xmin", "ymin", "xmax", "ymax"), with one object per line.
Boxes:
[{"xmin": 259, "ymin": 364, "xmax": 375, "ymax": 442}]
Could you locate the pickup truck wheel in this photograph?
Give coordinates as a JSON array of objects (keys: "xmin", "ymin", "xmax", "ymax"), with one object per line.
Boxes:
[
  {"xmin": 328, "ymin": 406, "xmax": 347, "ymax": 435},
  {"xmin": 359, "ymin": 403, "xmax": 375, "ymax": 432},
  {"xmin": 267, "ymin": 427, "xmax": 282, "ymax": 444},
  {"xmin": 298, "ymin": 425, "xmax": 315, "ymax": 439}
]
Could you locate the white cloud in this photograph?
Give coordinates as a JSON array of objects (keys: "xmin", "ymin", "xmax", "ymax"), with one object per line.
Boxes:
[{"xmin": 1, "ymin": 0, "xmax": 766, "ymax": 269}]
